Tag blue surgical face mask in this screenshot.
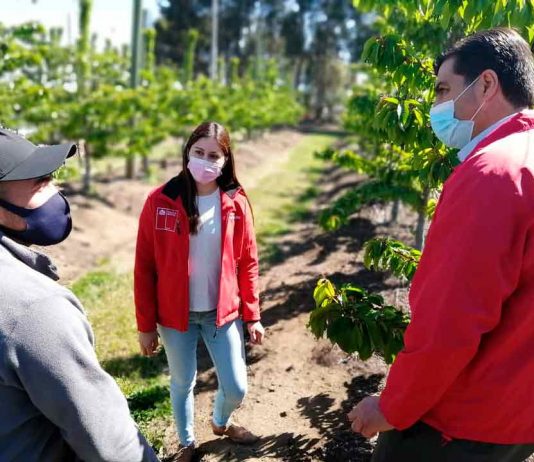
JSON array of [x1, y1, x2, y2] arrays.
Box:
[[430, 76, 485, 149], [0, 192, 72, 246]]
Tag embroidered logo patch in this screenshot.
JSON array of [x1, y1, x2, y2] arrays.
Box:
[[156, 207, 178, 232], [228, 212, 241, 221]]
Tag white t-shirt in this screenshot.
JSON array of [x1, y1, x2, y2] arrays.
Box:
[[189, 188, 222, 312]]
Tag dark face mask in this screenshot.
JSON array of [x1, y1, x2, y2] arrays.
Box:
[[0, 192, 72, 246]]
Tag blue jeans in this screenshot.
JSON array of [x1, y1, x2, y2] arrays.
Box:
[[157, 310, 247, 446]]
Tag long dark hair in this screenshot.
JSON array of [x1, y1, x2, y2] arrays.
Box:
[[179, 121, 242, 234]]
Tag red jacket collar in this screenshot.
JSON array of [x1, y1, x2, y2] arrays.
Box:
[[159, 175, 242, 217], [161, 174, 241, 201], [467, 110, 534, 161]]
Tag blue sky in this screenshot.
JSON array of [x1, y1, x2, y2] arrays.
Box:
[[3, 0, 161, 48]]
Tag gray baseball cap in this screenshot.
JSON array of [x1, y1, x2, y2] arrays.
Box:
[[0, 129, 77, 182]]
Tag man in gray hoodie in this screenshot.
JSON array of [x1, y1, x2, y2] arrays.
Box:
[[0, 129, 160, 462]]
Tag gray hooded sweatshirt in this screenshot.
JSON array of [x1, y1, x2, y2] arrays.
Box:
[[0, 232, 159, 462]]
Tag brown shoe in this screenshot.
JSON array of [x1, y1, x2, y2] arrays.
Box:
[[211, 422, 260, 445], [172, 442, 195, 462]]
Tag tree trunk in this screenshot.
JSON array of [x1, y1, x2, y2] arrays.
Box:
[[126, 156, 135, 179], [294, 57, 303, 90], [82, 141, 91, 195], [314, 57, 327, 121], [390, 199, 400, 224], [210, 0, 219, 80], [415, 189, 430, 250], [183, 29, 199, 83], [142, 154, 149, 176], [415, 210, 425, 251]]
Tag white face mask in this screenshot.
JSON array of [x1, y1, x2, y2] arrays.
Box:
[[187, 156, 225, 184], [430, 76, 485, 149]]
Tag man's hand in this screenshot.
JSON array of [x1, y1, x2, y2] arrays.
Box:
[[348, 395, 394, 438], [138, 331, 159, 357]]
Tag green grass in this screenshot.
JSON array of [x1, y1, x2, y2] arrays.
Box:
[[70, 132, 336, 454], [71, 270, 172, 452]]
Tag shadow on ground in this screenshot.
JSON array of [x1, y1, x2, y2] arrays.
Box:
[[178, 374, 385, 462]]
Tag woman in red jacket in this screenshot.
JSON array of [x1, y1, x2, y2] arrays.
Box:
[[134, 121, 264, 462]]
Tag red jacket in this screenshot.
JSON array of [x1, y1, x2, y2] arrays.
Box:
[[134, 176, 260, 333], [380, 111, 534, 444]]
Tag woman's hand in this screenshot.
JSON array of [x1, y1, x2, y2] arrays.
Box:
[[247, 321, 265, 345], [138, 331, 159, 356]]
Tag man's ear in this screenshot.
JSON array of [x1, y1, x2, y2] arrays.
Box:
[[0, 206, 26, 231], [481, 69, 500, 100]]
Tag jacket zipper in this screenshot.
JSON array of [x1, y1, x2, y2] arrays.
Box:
[[214, 203, 230, 337]]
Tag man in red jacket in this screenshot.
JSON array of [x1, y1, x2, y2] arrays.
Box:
[[348, 28, 534, 462]]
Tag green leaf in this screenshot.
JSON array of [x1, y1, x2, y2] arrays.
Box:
[[313, 279, 336, 308], [308, 302, 337, 338], [368, 294, 385, 306], [358, 325, 373, 360], [327, 317, 362, 354], [440, 2, 452, 29], [383, 96, 399, 104], [361, 37, 376, 62], [364, 316, 384, 351]]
